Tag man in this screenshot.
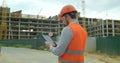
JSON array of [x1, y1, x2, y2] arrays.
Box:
[[45, 4, 88, 63]]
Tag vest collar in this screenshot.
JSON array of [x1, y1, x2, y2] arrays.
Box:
[[69, 20, 79, 24]]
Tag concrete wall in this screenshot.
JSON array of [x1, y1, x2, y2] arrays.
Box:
[[85, 37, 96, 52]]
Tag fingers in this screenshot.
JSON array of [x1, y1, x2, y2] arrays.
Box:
[[45, 41, 51, 49]]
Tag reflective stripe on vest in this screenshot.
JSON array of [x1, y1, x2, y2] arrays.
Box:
[[66, 49, 84, 54], [59, 58, 84, 63], [59, 50, 84, 63]]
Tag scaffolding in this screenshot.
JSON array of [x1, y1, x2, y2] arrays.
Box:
[[0, 7, 8, 39]]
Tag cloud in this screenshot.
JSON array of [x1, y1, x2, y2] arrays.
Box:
[[86, 6, 120, 20], [86, 0, 120, 11], [0, 0, 120, 19], [7, 0, 41, 12], [105, 7, 120, 20]]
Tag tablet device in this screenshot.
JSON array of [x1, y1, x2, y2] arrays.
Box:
[[42, 35, 55, 46]]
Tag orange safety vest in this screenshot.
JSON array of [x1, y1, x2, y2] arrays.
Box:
[[58, 24, 88, 63]]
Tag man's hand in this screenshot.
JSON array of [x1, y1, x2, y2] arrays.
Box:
[[45, 41, 51, 49], [54, 41, 58, 47]]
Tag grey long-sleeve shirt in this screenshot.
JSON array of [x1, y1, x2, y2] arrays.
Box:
[[50, 26, 73, 56]]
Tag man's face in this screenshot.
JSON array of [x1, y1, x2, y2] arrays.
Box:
[[62, 15, 69, 26], [62, 16, 67, 25]]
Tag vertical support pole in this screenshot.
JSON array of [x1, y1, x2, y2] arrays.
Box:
[[112, 20, 115, 36], [102, 20, 104, 37], [106, 20, 108, 36]]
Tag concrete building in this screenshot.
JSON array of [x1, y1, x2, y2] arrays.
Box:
[[0, 7, 120, 39], [84, 18, 120, 37]]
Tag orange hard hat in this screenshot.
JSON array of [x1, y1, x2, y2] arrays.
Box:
[[59, 4, 77, 21]]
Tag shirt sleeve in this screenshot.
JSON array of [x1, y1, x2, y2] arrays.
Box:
[[50, 26, 73, 56]]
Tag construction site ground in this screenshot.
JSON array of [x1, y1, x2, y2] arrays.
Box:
[[0, 47, 120, 63]]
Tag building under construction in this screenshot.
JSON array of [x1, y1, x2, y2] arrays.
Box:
[[0, 7, 120, 39], [85, 18, 120, 37]]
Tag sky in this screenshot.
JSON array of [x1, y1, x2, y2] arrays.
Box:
[[0, 0, 120, 20]]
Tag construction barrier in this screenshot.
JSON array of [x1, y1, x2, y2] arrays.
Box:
[[0, 38, 45, 49], [0, 32, 57, 49], [0, 34, 57, 49], [96, 36, 120, 55]]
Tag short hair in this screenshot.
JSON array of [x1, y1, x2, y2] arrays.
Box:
[[62, 11, 77, 19]]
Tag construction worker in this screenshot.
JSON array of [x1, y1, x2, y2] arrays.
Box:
[[45, 4, 88, 63]]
